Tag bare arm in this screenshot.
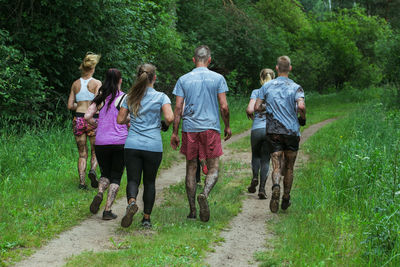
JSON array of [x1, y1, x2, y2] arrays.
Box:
[[84, 103, 98, 126], [246, 99, 256, 120], [254, 98, 264, 113], [67, 84, 77, 111], [170, 96, 184, 150], [162, 103, 174, 125], [297, 97, 306, 119], [117, 107, 130, 125], [218, 92, 231, 141]]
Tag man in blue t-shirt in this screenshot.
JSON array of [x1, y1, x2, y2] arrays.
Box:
[[171, 45, 231, 222], [255, 56, 306, 213]]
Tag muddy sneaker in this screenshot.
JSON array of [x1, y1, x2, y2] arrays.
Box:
[[281, 195, 291, 210], [78, 184, 88, 190], [247, 178, 258, 193], [141, 217, 152, 228], [269, 184, 280, 213], [121, 202, 138, 228], [88, 170, 99, 188], [90, 193, 103, 214], [102, 210, 117, 220], [197, 193, 210, 222], [187, 211, 196, 220], [258, 190, 267, 199]]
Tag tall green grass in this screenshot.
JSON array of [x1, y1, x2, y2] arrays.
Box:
[[258, 101, 400, 266]]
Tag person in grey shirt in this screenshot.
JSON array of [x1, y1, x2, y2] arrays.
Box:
[[255, 56, 306, 213], [171, 45, 231, 222]]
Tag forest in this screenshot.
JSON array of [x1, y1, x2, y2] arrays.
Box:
[[1, 1, 400, 266], [0, 0, 399, 124]]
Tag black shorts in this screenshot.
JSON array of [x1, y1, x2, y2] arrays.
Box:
[[266, 134, 300, 152], [95, 145, 125, 185]]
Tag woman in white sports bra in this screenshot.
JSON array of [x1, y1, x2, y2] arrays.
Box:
[[67, 52, 102, 190]]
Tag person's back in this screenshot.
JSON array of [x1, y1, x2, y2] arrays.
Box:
[[262, 76, 303, 136], [96, 91, 128, 145], [175, 67, 227, 133], [171, 45, 231, 222]]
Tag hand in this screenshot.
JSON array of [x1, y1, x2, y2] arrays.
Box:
[[224, 127, 232, 141], [298, 117, 306, 126], [246, 112, 254, 120], [170, 133, 180, 150], [161, 120, 169, 132]]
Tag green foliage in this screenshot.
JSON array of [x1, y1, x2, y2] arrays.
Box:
[[0, 30, 54, 124], [262, 90, 400, 266]]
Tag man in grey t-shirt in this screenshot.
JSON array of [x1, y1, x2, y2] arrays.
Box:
[[171, 45, 231, 222], [255, 56, 306, 213]]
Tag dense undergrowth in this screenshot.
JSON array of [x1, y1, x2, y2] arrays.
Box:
[[257, 87, 400, 266]]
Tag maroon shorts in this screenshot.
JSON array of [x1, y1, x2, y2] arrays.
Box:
[[180, 130, 223, 161]]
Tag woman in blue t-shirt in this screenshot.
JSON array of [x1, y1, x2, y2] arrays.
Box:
[[245, 68, 275, 199], [117, 64, 174, 228]]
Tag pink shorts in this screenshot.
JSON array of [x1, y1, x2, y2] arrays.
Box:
[[72, 116, 97, 137], [180, 130, 223, 161]]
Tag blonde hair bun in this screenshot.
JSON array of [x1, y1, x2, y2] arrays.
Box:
[[80, 52, 101, 71]]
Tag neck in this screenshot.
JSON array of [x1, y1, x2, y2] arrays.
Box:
[[278, 72, 289, 78], [81, 71, 94, 79], [195, 62, 208, 68], [147, 82, 154, 88]]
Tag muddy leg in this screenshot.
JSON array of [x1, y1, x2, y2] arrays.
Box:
[[282, 150, 298, 199], [98, 177, 110, 194], [203, 158, 219, 197], [186, 159, 198, 218], [75, 134, 88, 186], [104, 183, 119, 211], [89, 136, 98, 171], [270, 151, 283, 213]]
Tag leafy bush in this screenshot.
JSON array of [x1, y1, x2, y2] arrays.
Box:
[[0, 30, 54, 124]]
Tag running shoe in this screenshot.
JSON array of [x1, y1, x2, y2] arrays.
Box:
[[197, 193, 210, 222], [281, 195, 291, 210], [88, 170, 99, 188], [90, 193, 103, 214], [258, 190, 267, 199], [141, 217, 152, 228], [78, 184, 88, 190], [121, 201, 138, 228], [187, 211, 196, 220], [102, 210, 117, 220], [247, 178, 258, 193], [270, 184, 280, 213]]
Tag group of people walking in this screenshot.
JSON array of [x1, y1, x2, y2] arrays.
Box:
[[67, 45, 306, 229]]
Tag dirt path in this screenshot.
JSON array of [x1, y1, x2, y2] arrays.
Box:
[[204, 118, 336, 267], [14, 130, 251, 267]]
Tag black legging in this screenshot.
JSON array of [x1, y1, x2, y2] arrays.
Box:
[[124, 148, 162, 215]]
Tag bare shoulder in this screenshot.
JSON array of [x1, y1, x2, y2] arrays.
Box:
[[71, 79, 81, 93]]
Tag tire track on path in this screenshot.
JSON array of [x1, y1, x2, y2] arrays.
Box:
[[14, 129, 251, 267], [204, 118, 337, 267]]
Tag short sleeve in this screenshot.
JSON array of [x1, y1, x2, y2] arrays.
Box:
[[257, 84, 266, 100], [217, 76, 229, 94], [161, 93, 171, 106], [295, 87, 305, 101], [250, 89, 258, 99], [121, 96, 129, 109], [172, 79, 184, 97]]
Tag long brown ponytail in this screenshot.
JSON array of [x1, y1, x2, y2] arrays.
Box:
[[127, 63, 156, 117]]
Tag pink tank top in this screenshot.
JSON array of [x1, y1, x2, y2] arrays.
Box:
[[95, 91, 128, 145]]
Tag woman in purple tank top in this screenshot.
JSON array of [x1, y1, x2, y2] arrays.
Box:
[[85, 68, 128, 220]]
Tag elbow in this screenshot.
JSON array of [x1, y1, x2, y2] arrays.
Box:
[[67, 104, 73, 110], [220, 104, 229, 114], [165, 114, 174, 125], [117, 116, 124, 125]]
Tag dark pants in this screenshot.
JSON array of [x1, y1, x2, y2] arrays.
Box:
[[251, 128, 271, 192], [95, 145, 125, 185], [124, 148, 162, 215]]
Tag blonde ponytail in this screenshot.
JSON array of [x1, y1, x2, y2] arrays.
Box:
[[260, 68, 275, 85]]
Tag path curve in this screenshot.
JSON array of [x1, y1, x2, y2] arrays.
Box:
[[14, 129, 251, 267], [204, 118, 337, 267]]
